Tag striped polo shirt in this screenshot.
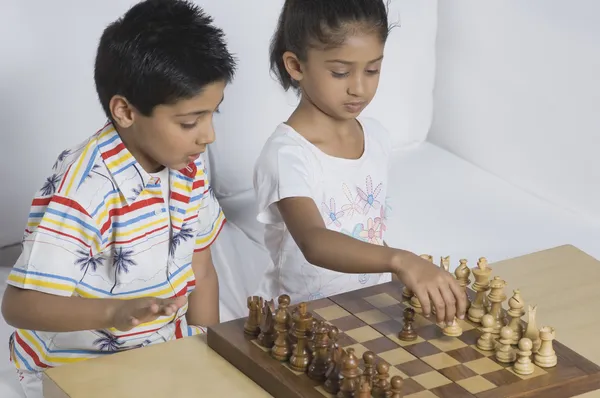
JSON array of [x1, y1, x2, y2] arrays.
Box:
[[7, 121, 225, 373]]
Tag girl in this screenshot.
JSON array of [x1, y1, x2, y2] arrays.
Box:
[[253, 0, 466, 326]]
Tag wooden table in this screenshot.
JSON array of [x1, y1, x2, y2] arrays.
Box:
[[43, 244, 600, 397]]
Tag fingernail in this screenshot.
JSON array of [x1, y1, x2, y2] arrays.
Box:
[[459, 314, 465, 320]]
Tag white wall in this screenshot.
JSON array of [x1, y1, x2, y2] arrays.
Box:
[[430, 1, 600, 224], [0, 0, 437, 247]]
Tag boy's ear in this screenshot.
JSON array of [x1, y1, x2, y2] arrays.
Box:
[[109, 95, 135, 128], [282, 51, 304, 83]]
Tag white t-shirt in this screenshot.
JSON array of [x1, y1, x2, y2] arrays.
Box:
[[253, 117, 393, 304]]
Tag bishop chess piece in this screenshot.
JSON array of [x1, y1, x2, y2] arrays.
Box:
[[337, 348, 362, 398], [534, 326, 557, 368], [257, 299, 275, 348], [271, 294, 292, 361], [468, 258, 492, 323], [308, 321, 331, 381], [244, 296, 263, 337], [477, 314, 496, 351], [390, 376, 404, 398], [524, 305, 541, 353], [514, 337, 535, 375], [398, 308, 418, 341], [289, 303, 313, 372], [455, 259, 472, 309], [507, 289, 525, 344], [487, 276, 507, 336], [496, 326, 517, 363]]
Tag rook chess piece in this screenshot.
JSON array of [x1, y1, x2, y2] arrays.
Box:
[[477, 314, 496, 351], [390, 375, 404, 398], [514, 337, 535, 375], [244, 296, 263, 337], [507, 289, 525, 344], [398, 308, 418, 341], [534, 326, 557, 368], [496, 326, 517, 363], [468, 258, 492, 323], [271, 295, 292, 361]]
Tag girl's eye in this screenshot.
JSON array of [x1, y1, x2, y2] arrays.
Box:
[[366, 69, 380, 75], [181, 122, 197, 129], [331, 71, 349, 78]]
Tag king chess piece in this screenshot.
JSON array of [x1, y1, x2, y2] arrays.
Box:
[[289, 303, 313, 372], [398, 307, 418, 341], [468, 257, 492, 323]]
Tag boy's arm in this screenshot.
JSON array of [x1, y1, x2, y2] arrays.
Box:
[[186, 248, 219, 327], [277, 197, 467, 324]]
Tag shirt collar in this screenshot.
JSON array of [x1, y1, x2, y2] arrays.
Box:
[[96, 122, 197, 206]]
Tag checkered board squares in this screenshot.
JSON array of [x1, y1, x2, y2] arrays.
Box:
[[207, 281, 600, 398]]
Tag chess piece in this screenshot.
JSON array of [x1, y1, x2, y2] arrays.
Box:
[[524, 305, 541, 353], [496, 326, 517, 363], [289, 303, 313, 372], [514, 337, 535, 375], [443, 318, 463, 337], [390, 375, 404, 398], [398, 308, 418, 341], [324, 335, 344, 395], [257, 299, 275, 348], [271, 295, 292, 361], [362, 351, 376, 388], [487, 276, 507, 336], [306, 318, 319, 356], [477, 314, 496, 351], [534, 326, 557, 368], [337, 348, 362, 398], [402, 286, 412, 300], [507, 289, 525, 344], [244, 296, 263, 336], [440, 256, 450, 272], [358, 381, 371, 398], [308, 321, 331, 381], [372, 362, 391, 397], [468, 258, 492, 323], [455, 259, 472, 309]]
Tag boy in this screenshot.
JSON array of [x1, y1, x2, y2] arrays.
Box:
[[1, 1, 236, 396]]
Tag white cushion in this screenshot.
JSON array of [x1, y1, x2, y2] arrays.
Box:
[[205, 0, 438, 197]]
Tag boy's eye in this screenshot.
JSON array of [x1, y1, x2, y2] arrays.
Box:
[[331, 71, 349, 78]]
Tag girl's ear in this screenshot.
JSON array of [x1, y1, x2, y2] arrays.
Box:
[[282, 51, 304, 83]]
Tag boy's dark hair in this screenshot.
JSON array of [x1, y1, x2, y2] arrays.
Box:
[[270, 0, 392, 91], [94, 0, 236, 118]]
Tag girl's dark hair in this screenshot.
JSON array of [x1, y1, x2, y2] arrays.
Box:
[[270, 0, 392, 91]]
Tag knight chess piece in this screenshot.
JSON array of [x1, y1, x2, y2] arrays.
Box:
[[524, 305, 541, 353], [534, 326, 558, 368], [257, 299, 275, 348], [398, 307, 418, 341], [514, 337, 535, 375]]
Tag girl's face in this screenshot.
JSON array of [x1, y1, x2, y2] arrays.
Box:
[[286, 31, 385, 121]]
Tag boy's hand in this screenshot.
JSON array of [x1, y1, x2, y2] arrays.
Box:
[[110, 296, 188, 332], [393, 253, 467, 326]]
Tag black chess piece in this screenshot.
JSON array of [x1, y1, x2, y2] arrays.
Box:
[[398, 307, 418, 341]]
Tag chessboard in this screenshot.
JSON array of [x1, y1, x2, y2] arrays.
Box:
[[206, 257, 600, 397]]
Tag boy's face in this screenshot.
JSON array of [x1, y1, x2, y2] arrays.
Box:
[[115, 80, 226, 173], [289, 32, 384, 120]]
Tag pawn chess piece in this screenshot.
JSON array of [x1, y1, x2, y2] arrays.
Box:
[[507, 289, 525, 344], [362, 351, 376, 388], [496, 326, 517, 363], [271, 295, 292, 361], [358, 381, 371, 398], [398, 308, 418, 341], [443, 318, 463, 337], [534, 326, 557, 368], [390, 375, 404, 398], [477, 314, 496, 351], [468, 258, 492, 323], [337, 348, 362, 398], [244, 296, 263, 336], [513, 337, 535, 375], [372, 362, 391, 397], [289, 303, 313, 372]]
